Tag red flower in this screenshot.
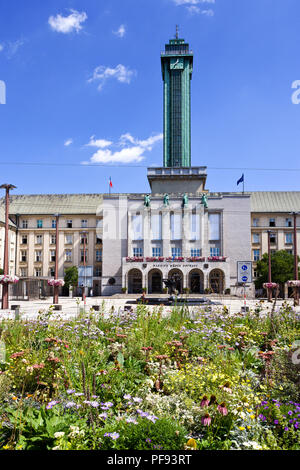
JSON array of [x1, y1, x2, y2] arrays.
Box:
[[200, 395, 209, 408]]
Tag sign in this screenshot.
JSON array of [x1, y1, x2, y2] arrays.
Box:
[[237, 261, 252, 284]]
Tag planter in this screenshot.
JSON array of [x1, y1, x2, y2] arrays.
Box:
[[0, 275, 19, 285], [47, 279, 65, 287], [287, 280, 300, 287], [263, 283, 279, 289]]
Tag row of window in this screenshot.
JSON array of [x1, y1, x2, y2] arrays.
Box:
[[21, 219, 95, 229], [253, 217, 294, 228], [20, 234, 102, 245], [253, 248, 294, 261], [20, 249, 103, 263], [252, 232, 294, 244], [19, 267, 102, 278], [132, 247, 220, 258]]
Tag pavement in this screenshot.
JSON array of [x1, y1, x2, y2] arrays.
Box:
[[0, 295, 299, 321]]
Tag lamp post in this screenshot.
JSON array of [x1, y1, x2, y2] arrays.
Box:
[[1, 184, 16, 310], [290, 212, 299, 306], [53, 213, 60, 305], [81, 231, 88, 309], [267, 230, 273, 302]]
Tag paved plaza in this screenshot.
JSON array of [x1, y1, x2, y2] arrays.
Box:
[[0, 295, 299, 321]]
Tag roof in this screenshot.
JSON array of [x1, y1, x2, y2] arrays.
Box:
[[0, 194, 103, 216], [0, 205, 17, 228], [250, 192, 300, 213]]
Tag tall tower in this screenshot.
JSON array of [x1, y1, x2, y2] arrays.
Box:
[[161, 30, 193, 167]]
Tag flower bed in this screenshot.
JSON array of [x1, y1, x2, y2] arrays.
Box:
[[263, 283, 279, 289], [47, 279, 65, 287], [0, 275, 19, 284], [0, 302, 298, 451], [287, 280, 300, 287]]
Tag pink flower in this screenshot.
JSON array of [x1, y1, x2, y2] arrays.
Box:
[[201, 413, 212, 426], [200, 396, 209, 408], [217, 403, 228, 416]]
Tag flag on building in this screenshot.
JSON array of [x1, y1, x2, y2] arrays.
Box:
[[237, 174, 244, 186], [109, 177, 113, 188]]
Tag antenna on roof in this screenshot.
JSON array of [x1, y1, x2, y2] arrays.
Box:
[[175, 25, 179, 39]]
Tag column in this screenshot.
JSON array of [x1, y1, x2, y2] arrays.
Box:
[[128, 212, 132, 257], [182, 207, 190, 258], [162, 208, 170, 258], [143, 208, 150, 257]]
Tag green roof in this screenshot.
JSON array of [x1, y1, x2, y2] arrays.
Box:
[[250, 192, 300, 213], [1, 194, 103, 216]]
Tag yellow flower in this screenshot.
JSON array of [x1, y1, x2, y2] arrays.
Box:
[[239, 427, 245, 431], [247, 426, 251, 430], [250, 415, 255, 420]]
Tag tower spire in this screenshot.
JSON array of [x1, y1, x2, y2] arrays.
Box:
[[175, 25, 179, 39]]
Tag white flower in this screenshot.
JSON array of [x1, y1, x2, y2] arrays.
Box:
[[54, 432, 65, 439]]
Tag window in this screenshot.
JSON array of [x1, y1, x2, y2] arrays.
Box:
[[49, 267, 55, 277], [253, 233, 260, 244], [35, 268, 42, 277], [67, 219, 72, 228], [253, 249, 260, 261], [50, 234, 56, 245], [95, 249, 102, 262], [35, 251, 42, 262], [170, 213, 182, 240], [132, 213, 143, 240], [81, 220, 88, 228], [253, 270, 258, 279], [253, 218, 259, 227], [269, 218, 276, 227], [80, 233, 88, 245], [151, 214, 162, 240], [65, 249, 72, 262], [95, 267, 102, 277], [80, 249, 88, 263], [152, 247, 161, 257], [209, 214, 220, 241], [285, 218, 292, 227], [22, 220, 28, 229], [133, 247, 143, 257], [172, 247, 182, 258], [96, 237, 102, 245], [65, 234, 73, 245], [20, 251, 27, 262], [269, 233, 277, 244], [21, 235, 28, 245], [210, 247, 220, 257], [20, 268, 27, 277], [50, 250, 56, 262], [52, 219, 57, 229], [36, 235, 43, 245], [190, 212, 200, 241], [285, 233, 293, 244], [271, 249, 276, 255], [191, 248, 201, 257], [286, 249, 293, 255], [37, 220, 43, 228]]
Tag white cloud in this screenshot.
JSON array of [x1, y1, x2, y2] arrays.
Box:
[[64, 138, 73, 146], [84, 133, 163, 164], [48, 10, 87, 34], [113, 24, 126, 38], [88, 64, 136, 91], [173, 0, 215, 15], [0, 44, 4, 52], [86, 136, 112, 148]]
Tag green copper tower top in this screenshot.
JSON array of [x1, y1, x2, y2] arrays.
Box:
[[161, 29, 193, 167]]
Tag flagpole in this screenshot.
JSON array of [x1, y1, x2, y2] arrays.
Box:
[[109, 177, 111, 195], [243, 175, 244, 194]]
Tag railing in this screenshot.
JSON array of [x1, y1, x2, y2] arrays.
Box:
[[125, 256, 227, 263]]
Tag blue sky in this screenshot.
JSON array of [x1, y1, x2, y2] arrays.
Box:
[[1, 0, 300, 196]]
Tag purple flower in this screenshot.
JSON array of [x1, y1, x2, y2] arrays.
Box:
[[46, 400, 59, 410], [147, 415, 158, 423], [124, 394, 131, 400], [99, 413, 108, 420], [274, 420, 278, 425], [65, 401, 76, 408], [126, 417, 137, 424], [66, 389, 76, 395], [104, 432, 119, 440], [288, 411, 293, 416]]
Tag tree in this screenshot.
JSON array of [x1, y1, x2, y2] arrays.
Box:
[[64, 266, 78, 290], [255, 250, 299, 291], [0, 268, 3, 275]]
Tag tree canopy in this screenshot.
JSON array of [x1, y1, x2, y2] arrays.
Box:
[[64, 266, 78, 289], [255, 250, 299, 289]]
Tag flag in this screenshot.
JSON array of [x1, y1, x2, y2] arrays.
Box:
[[109, 177, 113, 188], [237, 174, 244, 186]]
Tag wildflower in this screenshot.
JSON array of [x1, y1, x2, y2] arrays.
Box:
[[201, 414, 211, 426], [239, 427, 245, 431], [99, 413, 108, 420], [65, 401, 76, 408], [217, 403, 228, 416], [200, 396, 209, 408], [126, 417, 137, 424], [209, 395, 217, 406], [46, 400, 59, 410], [104, 432, 119, 440], [147, 415, 158, 423], [66, 389, 76, 395], [54, 432, 65, 439]]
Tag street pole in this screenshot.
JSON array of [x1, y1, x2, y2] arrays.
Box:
[[53, 214, 59, 305], [267, 230, 272, 302], [1, 184, 16, 310], [292, 212, 299, 306]]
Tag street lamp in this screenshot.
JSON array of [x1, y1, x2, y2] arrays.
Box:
[[267, 230, 274, 302], [1, 184, 17, 310], [81, 231, 88, 309], [53, 213, 60, 305], [290, 212, 299, 306]]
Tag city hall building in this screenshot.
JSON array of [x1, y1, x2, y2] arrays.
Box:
[[1, 34, 299, 299]]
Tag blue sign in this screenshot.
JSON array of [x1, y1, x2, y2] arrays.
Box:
[[242, 276, 248, 282], [242, 265, 248, 271]]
